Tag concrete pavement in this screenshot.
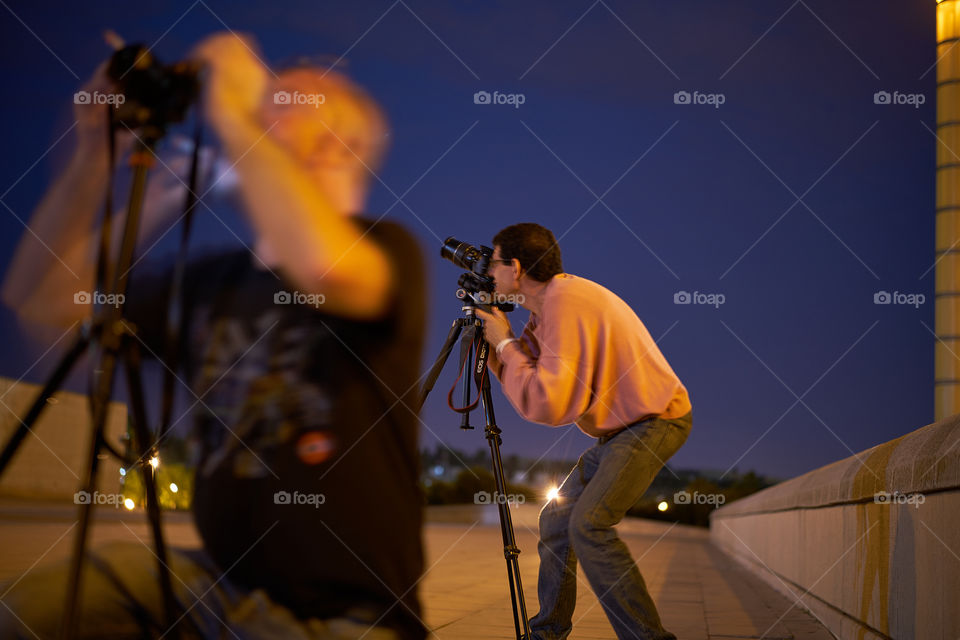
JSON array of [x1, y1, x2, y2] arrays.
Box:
[[0, 501, 833, 639]]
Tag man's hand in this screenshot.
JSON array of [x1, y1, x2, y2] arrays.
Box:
[[475, 307, 514, 348], [190, 33, 269, 135], [75, 61, 134, 154]]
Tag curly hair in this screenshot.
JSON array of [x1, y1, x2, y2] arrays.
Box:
[[493, 223, 563, 282]]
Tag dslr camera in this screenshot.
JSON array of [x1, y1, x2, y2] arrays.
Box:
[[440, 237, 513, 311]]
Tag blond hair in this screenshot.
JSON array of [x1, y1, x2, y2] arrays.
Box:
[[263, 66, 390, 171]]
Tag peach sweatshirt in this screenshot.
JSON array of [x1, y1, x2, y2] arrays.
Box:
[[496, 274, 691, 438]]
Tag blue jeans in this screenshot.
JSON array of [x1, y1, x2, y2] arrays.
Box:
[[529, 411, 692, 640]]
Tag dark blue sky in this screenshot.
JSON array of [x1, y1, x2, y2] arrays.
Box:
[[0, 1, 936, 479]]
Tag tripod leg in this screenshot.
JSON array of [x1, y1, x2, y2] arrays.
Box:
[[58, 139, 158, 639], [0, 328, 91, 474], [485, 424, 532, 640], [475, 336, 531, 640], [457, 324, 478, 428], [59, 334, 123, 640], [417, 318, 464, 411], [123, 340, 183, 639]]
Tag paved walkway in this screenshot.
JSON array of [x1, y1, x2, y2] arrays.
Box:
[[0, 501, 833, 639]]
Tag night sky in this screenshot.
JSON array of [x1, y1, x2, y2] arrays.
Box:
[[0, 1, 937, 480]]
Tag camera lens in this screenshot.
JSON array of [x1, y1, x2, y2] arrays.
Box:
[[441, 237, 483, 271]]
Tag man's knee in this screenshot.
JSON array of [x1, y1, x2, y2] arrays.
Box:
[[568, 502, 617, 554], [538, 500, 572, 540]]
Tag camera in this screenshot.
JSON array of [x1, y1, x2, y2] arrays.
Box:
[[441, 236, 494, 294], [441, 237, 492, 276], [106, 44, 200, 133], [440, 237, 514, 311]]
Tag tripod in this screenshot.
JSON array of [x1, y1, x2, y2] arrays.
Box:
[[0, 126, 201, 639], [418, 299, 531, 640]]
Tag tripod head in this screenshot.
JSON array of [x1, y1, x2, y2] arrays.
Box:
[[455, 286, 514, 315], [440, 236, 515, 314]]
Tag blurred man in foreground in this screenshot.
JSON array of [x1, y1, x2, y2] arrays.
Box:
[[476, 223, 692, 640], [0, 33, 427, 639]]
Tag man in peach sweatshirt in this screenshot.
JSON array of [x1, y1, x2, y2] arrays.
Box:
[[476, 223, 692, 640]]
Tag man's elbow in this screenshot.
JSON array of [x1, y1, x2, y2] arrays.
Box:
[[7, 290, 87, 332], [538, 412, 576, 428], [304, 256, 395, 321], [515, 399, 576, 428], [0, 274, 27, 313]]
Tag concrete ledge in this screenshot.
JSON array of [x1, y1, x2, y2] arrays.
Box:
[[0, 377, 127, 500], [710, 414, 960, 640]]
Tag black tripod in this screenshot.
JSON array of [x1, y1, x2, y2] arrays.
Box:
[[0, 58, 206, 635], [418, 299, 531, 640]]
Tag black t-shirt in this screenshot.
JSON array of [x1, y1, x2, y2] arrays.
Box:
[[125, 218, 427, 640]]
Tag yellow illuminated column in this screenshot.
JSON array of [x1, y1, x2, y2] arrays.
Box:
[[936, 0, 960, 419]]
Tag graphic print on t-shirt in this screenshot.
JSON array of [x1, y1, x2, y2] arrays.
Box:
[[193, 306, 335, 479]]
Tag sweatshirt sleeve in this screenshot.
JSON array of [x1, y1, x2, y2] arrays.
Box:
[[497, 296, 595, 427]]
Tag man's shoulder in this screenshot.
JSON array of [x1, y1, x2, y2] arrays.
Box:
[[542, 273, 633, 321], [545, 273, 611, 304]]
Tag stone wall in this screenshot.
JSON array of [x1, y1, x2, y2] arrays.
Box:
[[710, 414, 960, 640]]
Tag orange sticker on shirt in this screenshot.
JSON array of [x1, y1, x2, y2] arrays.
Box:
[[296, 431, 336, 465]]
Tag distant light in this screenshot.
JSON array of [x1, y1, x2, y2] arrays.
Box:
[[657, 501, 669, 512], [546, 486, 560, 502], [119, 468, 126, 477], [148, 456, 160, 470], [432, 465, 444, 476], [123, 498, 135, 510], [169, 483, 178, 493]]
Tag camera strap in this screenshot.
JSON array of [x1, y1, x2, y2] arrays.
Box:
[[446, 324, 487, 413]]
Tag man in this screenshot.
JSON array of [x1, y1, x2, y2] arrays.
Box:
[[475, 223, 692, 640], [0, 33, 426, 639]]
